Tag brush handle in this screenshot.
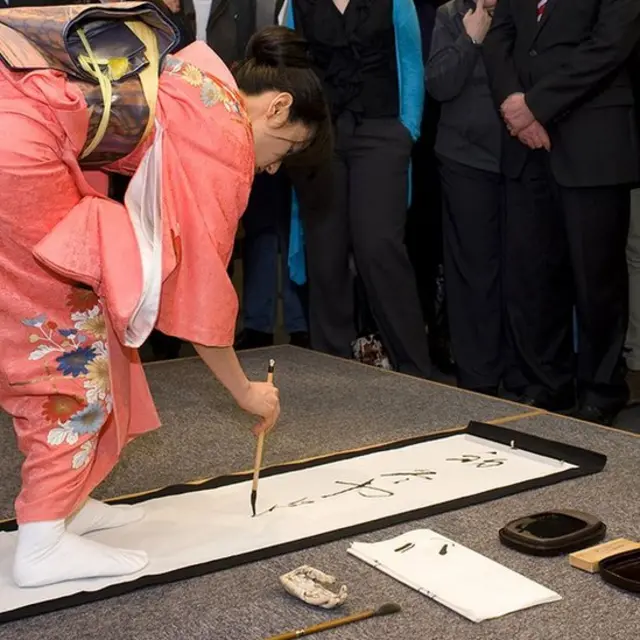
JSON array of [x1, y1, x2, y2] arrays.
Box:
[[266, 609, 375, 639], [252, 433, 265, 490], [251, 364, 274, 491]]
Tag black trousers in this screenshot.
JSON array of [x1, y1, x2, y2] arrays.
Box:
[[240, 171, 309, 334], [439, 158, 505, 391], [293, 114, 432, 378], [504, 151, 631, 411], [406, 100, 443, 324]]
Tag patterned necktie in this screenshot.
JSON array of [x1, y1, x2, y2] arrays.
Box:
[[537, 0, 548, 21]]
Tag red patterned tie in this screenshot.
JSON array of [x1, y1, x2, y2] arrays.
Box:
[[537, 0, 547, 20]]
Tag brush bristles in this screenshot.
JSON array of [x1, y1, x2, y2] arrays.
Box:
[[375, 603, 401, 616]]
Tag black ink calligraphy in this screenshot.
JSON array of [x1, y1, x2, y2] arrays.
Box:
[[445, 452, 506, 468], [381, 470, 437, 484], [257, 469, 437, 516], [321, 478, 395, 499], [255, 497, 315, 517]]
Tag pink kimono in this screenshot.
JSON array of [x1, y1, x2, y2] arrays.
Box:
[[0, 42, 255, 524]]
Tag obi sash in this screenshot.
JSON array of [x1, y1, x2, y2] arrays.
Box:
[[0, 2, 180, 168]]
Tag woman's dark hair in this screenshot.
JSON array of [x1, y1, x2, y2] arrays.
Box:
[[232, 25, 332, 167]]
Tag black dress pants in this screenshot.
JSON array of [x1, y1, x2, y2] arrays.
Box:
[[292, 114, 432, 378], [504, 151, 631, 412], [439, 157, 505, 392]]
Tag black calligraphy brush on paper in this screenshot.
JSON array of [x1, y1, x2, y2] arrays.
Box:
[[250, 359, 275, 516]]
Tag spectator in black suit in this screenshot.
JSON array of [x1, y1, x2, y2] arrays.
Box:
[[483, 0, 640, 424], [426, 0, 505, 397], [406, 0, 456, 376]]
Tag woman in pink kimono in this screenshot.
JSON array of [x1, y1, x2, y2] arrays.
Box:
[[0, 18, 329, 589]]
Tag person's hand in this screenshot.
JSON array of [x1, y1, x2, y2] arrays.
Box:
[[517, 120, 551, 150], [463, 0, 492, 44], [501, 92, 536, 135], [235, 381, 280, 436]]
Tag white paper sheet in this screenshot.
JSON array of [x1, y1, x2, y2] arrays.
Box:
[[348, 529, 561, 622], [0, 434, 575, 615]]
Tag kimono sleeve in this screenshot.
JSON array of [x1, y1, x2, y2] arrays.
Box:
[[153, 114, 254, 347]]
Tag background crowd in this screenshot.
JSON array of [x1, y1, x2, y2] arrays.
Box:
[[4, 0, 639, 428]]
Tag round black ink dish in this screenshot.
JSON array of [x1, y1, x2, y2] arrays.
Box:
[[599, 549, 640, 593]]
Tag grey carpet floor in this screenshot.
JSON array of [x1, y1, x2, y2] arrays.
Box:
[[1, 346, 639, 640]]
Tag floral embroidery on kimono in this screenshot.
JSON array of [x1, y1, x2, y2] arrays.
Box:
[[20, 288, 113, 471], [163, 57, 250, 132]]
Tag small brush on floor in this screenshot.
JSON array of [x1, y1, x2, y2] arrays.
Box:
[[265, 602, 401, 639], [251, 358, 275, 516]]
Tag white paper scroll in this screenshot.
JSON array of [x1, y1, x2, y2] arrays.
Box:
[[0, 433, 575, 616]]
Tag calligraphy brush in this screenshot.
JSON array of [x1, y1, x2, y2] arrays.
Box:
[[265, 602, 401, 639], [251, 358, 275, 517]]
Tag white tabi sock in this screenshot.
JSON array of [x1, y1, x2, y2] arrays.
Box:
[[67, 498, 145, 536], [13, 520, 148, 588]]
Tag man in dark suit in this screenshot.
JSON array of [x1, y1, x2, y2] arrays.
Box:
[[482, 0, 640, 424]]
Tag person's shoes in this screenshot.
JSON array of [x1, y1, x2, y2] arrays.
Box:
[[234, 329, 274, 350], [289, 331, 310, 348], [352, 333, 392, 370], [626, 369, 640, 406], [469, 386, 499, 397], [428, 333, 456, 375], [153, 345, 181, 360], [516, 387, 576, 413], [570, 404, 618, 426]]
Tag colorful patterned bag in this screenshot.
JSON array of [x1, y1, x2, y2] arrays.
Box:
[[0, 2, 180, 167]]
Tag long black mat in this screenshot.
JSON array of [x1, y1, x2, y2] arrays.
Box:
[[0, 421, 606, 624]]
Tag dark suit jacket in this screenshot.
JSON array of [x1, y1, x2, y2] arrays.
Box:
[[482, 0, 640, 187], [427, 0, 503, 173], [206, 0, 280, 66]]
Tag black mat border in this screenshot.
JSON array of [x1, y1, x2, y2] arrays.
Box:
[[0, 421, 606, 625]]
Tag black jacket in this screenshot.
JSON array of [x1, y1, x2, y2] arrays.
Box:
[[426, 0, 502, 173], [483, 0, 640, 187], [205, 0, 282, 65]]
